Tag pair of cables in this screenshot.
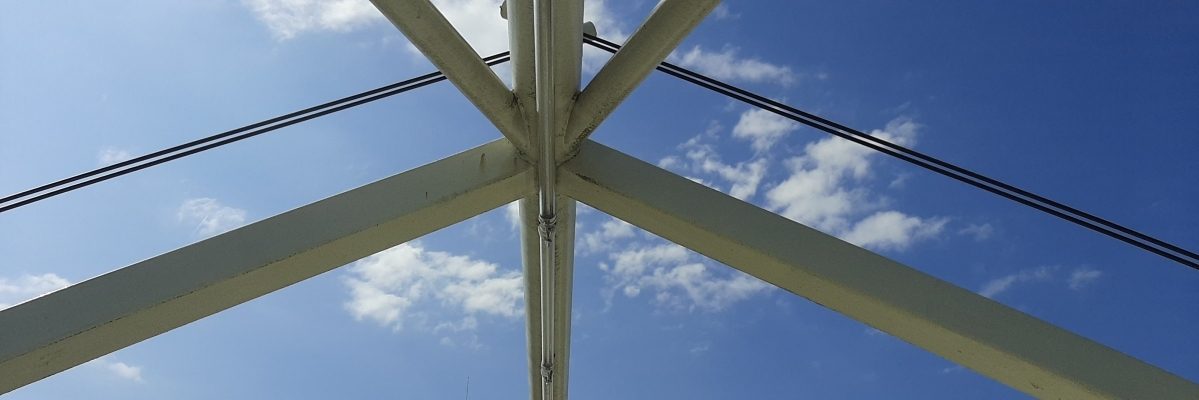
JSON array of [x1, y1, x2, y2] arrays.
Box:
[[582, 33, 1198, 271], [0, 52, 511, 214], [3, 36, 1195, 271]]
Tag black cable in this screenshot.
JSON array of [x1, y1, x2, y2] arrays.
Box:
[[0, 52, 512, 214], [583, 34, 1199, 271]]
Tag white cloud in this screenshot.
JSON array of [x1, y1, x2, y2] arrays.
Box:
[[978, 266, 1055, 298], [732, 108, 798, 152], [418, 0, 511, 56], [978, 266, 1105, 298], [682, 142, 768, 201], [241, 0, 624, 63], [581, 218, 635, 254], [959, 223, 994, 241], [763, 116, 941, 251], [597, 241, 769, 312], [672, 45, 795, 86], [344, 242, 523, 332], [177, 198, 247, 237], [581, 0, 631, 70], [1067, 267, 1103, 290], [97, 147, 132, 165], [86, 357, 145, 383], [242, 0, 383, 40], [241, 0, 514, 56], [0, 273, 71, 309], [660, 123, 769, 201], [104, 360, 144, 382], [842, 211, 946, 251]]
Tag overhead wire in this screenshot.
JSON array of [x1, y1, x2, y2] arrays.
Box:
[[0, 52, 512, 214], [583, 34, 1199, 271]]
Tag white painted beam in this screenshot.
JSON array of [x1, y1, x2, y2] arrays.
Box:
[[524, 0, 583, 399], [371, 0, 532, 154], [0, 139, 532, 394], [511, 0, 583, 147], [507, 0, 537, 142], [519, 196, 576, 400], [560, 0, 719, 158], [559, 140, 1199, 400], [550, 0, 584, 151]]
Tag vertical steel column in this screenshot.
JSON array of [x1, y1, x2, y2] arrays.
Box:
[[533, 0, 559, 398]]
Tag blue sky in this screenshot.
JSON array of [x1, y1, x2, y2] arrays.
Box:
[[1, 1, 1197, 398]]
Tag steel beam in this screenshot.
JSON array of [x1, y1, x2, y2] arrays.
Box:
[[507, 0, 537, 141], [511, 0, 583, 140], [560, 0, 719, 158], [559, 140, 1199, 400], [521, 0, 583, 399], [371, 0, 532, 154], [519, 196, 576, 400], [550, 0, 584, 151], [0, 139, 531, 394]]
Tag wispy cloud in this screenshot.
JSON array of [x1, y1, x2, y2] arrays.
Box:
[[343, 242, 523, 334], [978, 266, 1055, 298], [733, 108, 798, 152], [239, 0, 791, 92], [657, 113, 944, 252], [581, 218, 635, 254], [978, 266, 1106, 298], [671, 45, 795, 86], [589, 228, 770, 312], [1067, 267, 1103, 290], [97, 146, 132, 166], [0, 273, 71, 309], [659, 121, 770, 201], [89, 357, 145, 383], [242, 0, 384, 40], [958, 223, 994, 241], [177, 198, 247, 237], [841, 211, 947, 251]]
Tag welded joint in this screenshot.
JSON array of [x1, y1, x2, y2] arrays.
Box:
[[537, 214, 558, 242], [540, 361, 554, 384]]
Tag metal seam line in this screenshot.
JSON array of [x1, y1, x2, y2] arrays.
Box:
[[580, 34, 1199, 271], [0, 53, 511, 214], [533, 0, 558, 398]]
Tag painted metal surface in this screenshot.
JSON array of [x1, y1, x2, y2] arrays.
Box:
[[0, 139, 531, 394], [520, 196, 576, 400], [7, 1, 1196, 398], [371, 0, 532, 155], [559, 140, 1199, 400], [528, 1, 582, 398], [560, 0, 719, 158], [506, 0, 537, 149]]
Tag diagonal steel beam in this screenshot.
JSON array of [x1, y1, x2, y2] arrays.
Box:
[[559, 140, 1199, 400], [559, 0, 720, 159], [519, 196, 576, 400], [371, 0, 532, 154], [0, 139, 531, 394]]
